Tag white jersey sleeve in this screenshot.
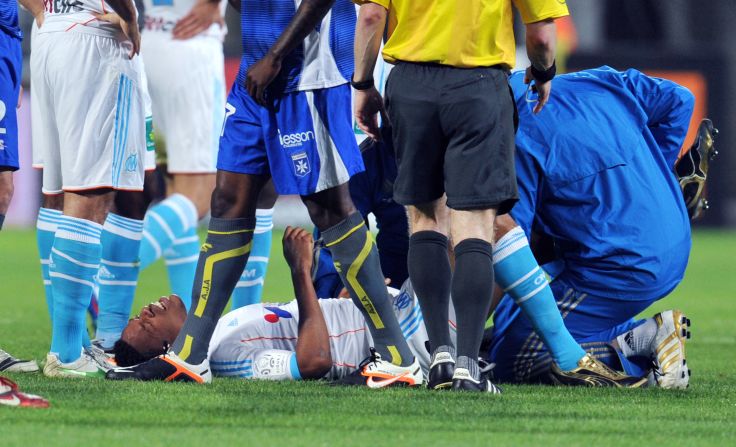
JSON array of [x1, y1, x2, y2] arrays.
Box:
[[211, 346, 301, 380]]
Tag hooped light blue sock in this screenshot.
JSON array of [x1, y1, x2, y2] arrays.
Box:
[[231, 208, 274, 309], [95, 213, 144, 349], [49, 216, 103, 363], [139, 194, 198, 269], [493, 226, 585, 371], [163, 226, 201, 310], [36, 208, 63, 320]]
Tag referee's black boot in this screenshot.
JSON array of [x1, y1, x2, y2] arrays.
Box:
[[450, 367, 502, 394], [427, 351, 455, 390]]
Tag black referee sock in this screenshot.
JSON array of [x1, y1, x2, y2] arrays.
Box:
[[451, 238, 494, 363], [323, 212, 414, 367], [408, 231, 453, 353], [172, 217, 255, 364], [0, 214, 4, 230]]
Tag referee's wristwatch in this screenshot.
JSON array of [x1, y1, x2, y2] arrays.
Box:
[[531, 60, 556, 83], [350, 74, 374, 91]]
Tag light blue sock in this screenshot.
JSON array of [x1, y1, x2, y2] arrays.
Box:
[[36, 208, 63, 321], [493, 226, 586, 371], [231, 208, 273, 309], [95, 213, 144, 349], [163, 227, 200, 310], [49, 216, 103, 363], [139, 194, 198, 269]]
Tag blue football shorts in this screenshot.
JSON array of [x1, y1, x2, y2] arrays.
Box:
[[0, 32, 22, 171], [217, 82, 364, 196]]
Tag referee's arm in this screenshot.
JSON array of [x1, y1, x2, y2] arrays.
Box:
[[525, 19, 557, 113], [353, 2, 388, 141]]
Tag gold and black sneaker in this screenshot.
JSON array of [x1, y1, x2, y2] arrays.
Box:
[[676, 118, 718, 220], [549, 353, 647, 388]]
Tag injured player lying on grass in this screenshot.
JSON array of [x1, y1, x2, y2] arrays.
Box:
[[109, 227, 647, 387], [108, 227, 442, 385]]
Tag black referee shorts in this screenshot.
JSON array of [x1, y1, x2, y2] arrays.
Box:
[[385, 62, 518, 212]]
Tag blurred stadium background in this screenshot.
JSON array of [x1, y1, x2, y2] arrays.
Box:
[[5, 0, 735, 229]]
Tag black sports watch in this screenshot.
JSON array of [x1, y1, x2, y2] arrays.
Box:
[[350, 74, 375, 91], [531, 60, 557, 84]]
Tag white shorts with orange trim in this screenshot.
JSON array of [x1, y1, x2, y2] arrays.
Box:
[[142, 34, 225, 174], [31, 31, 146, 194]]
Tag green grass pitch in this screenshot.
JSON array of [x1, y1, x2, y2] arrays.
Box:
[[1, 228, 735, 446]]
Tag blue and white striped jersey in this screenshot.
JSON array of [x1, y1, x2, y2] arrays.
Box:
[[0, 0, 21, 39], [236, 0, 355, 95]]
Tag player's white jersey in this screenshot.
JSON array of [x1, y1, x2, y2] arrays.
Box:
[[40, 0, 129, 38], [208, 285, 455, 380], [142, 0, 226, 40]]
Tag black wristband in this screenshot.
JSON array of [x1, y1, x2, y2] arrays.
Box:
[[351, 74, 374, 91], [530, 60, 556, 84]]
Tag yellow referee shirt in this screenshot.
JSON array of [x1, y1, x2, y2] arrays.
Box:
[[355, 0, 569, 68]]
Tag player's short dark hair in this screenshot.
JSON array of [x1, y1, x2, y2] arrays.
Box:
[[113, 339, 155, 367]]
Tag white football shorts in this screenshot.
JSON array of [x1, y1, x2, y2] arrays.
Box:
[[31, 31, 146, 194], [142, 35, 225, 174]]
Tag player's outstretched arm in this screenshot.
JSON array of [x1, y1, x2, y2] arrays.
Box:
[[245, 0, 336, 104], [283, 227, 333, 379], [525, 19, 557, 114]]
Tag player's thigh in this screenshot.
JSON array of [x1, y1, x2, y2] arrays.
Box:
[[30, 33, 62, 193], [0, 34, 21, 172], [49, 33, 145, 192], [385, 63, 445, 206], [440, 67, 517, 212], [144, 38, 224, 174], [263, 84, 363, 196]]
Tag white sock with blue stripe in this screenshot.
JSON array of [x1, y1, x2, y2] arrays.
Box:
[[139, 194, 198, 269], [36, 208, 63, 321], [163, 226, 200, 310], [49, 216, 103, 363], [493, 226, 585, 371], [95, 213, 144, 349], [231, 208, 274, 309]]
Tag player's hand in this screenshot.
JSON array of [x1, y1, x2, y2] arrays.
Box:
[[524, 66, 551, 114], [93, 12, 140, 59], [354, 86, 387, 141], [245, 53, 282, 106], [17, 86, 23, 109], [283, 226, 314, 274], [34, 10, 44, 29], [172, 0, 224, 40]]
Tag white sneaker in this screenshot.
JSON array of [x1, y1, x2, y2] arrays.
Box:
[[0, 348, 39, 373], [648, 310, 691, 389], [43, 352, 107, 379], [84, 345, 115, 372], [335, 348, 423, 388]]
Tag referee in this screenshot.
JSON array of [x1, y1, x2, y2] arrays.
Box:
[[353, 0, 569, 392]]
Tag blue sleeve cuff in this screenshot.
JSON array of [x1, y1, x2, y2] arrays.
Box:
[[290, 353, 302, 380]]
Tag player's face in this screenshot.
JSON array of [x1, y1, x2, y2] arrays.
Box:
[[121, 295, 187, 356]]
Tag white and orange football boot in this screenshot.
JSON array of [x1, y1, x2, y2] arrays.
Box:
[[335, 348, 423, 388]]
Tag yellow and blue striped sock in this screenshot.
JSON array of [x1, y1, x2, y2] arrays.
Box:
[[493, 226, 585, 371], [49, 215, 102, 363], [95, 213, 144, 349]]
